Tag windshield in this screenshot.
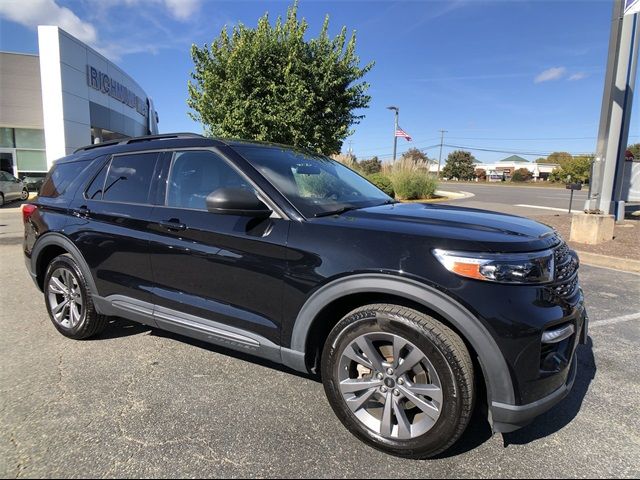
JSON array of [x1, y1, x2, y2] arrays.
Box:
[[234, 145, 392, 218]]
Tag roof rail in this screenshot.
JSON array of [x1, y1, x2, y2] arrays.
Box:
[[74, 132, 205, 153]]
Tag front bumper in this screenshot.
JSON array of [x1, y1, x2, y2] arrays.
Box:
[[489, 308, 588, 433]]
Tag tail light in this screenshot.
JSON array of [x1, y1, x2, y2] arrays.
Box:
[[22, 204, 37, 224]]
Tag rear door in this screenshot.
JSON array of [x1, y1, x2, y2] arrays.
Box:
[[147, 149, 290, 345], [66, 151, 161, 306]]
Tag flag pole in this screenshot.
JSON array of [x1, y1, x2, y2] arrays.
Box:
[[388, 106, 399, 162]]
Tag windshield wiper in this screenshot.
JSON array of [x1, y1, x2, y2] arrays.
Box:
[[314, 206, 362, 218]]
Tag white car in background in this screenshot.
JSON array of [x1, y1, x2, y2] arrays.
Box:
[[0, 171, 29, 206]]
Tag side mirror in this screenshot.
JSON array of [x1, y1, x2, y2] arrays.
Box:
[[206, 187, 272, 218]]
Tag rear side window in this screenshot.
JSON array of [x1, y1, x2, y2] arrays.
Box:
[[85, 162, 109, 200], [102, 153, 158, 204], [40, 160, 90, 198]]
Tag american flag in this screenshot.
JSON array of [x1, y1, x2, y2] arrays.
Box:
[[395, 127, 412, 141]]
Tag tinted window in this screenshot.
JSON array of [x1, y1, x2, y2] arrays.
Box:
[[0, 171, 9, 181], [40, 161, 90, 198], [102, 153, 158, 204], [167, 151, 250, 210], [234, 145, 391, 217], [85, 162, 109, 200]]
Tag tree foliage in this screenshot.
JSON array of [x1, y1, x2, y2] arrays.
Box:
[[549, 155, 593, 183], [511, 167, 532, 182], [475, 168, 487, 181], [401, 148, 431, 167], [188, 2, 373, 154], [543, 152, 574, 165], [627, 143, 640, 159], [441, 150, 477, 180], [359, 156, 382, 175]]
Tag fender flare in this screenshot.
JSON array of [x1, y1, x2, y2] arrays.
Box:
[[31, 232, 99, 295], [286, 273, 515, 405]]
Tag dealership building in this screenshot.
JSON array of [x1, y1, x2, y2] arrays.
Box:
[[0, 26, 159, 181]]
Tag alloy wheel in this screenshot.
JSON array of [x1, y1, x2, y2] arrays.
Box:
[[47, 267, 84, 329], [337, 332, 443, 440]]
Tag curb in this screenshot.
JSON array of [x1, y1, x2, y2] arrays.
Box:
[[435, 190, 475, 200], [575, 251, 640, 274]]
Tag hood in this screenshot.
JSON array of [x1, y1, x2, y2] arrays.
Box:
[[319, 202, 561, 253]]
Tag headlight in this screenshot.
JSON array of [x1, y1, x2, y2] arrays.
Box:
[[433, 248, 555, 284]]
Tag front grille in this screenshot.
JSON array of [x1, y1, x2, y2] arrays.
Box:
[[548, 239, 580, 299]]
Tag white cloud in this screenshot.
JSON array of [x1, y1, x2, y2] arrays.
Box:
[[534, 67, 567, 84], [164, 0, 201, 21], [568, 72, 588, 81], [103, 0, 201, 21], [0, 0, 97, 44]]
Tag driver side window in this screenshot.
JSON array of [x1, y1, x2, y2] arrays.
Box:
[[167, 150, 250, 210]]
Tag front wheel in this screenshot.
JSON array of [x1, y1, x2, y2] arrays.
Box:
[[321, 304, 475, 459], [20, 188, 29, 201]]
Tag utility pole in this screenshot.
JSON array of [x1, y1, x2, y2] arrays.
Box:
[[437, 129, 448, 176], [387, 106, 399, 161], [586, 0, 639, 220]]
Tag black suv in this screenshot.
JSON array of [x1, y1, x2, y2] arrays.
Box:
[[23, 133, 587, 459]]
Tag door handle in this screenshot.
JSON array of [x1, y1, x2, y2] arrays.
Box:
[[159, 219, 187, 232], [72, 206, 90, 218]]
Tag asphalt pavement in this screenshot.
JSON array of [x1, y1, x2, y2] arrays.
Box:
[[1, 218, 639, 477], [440, 183, 589, 217]]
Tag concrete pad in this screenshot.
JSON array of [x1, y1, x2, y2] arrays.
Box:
[[570, 213, 615, 244]]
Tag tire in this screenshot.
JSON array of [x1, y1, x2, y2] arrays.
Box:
[[43, 254, 108, 339], [321, 304, 475, 459], [20, 188, 29, 201], [0, 193, 4, 207]]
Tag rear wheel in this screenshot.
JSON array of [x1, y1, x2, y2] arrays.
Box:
[[321, 304, 475, 459], [44, 254, 108, 339]]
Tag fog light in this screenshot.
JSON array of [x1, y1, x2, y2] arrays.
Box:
[[542, 324, 575, 344]]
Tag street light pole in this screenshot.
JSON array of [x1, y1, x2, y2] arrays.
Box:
[[437, 129, 447, 176], [387, 106, 399, 161]]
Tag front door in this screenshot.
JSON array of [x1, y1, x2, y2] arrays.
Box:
[[148, 149, 290, 345]]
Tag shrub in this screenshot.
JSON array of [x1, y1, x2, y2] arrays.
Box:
[[511, 167, 532, 182], [475, 168, 487, 181], [367, 173, 394, 197], [359, 157, 382, 175], [389, 170, 437, 200]]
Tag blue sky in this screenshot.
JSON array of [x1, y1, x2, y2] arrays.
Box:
[[1, 0, 638, 162]]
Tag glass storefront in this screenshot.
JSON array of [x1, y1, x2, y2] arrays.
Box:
[[0, 127, 47, 179]]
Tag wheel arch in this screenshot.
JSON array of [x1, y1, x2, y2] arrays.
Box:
[[285, 273, 515, 406], [32, 233, 98, 295]]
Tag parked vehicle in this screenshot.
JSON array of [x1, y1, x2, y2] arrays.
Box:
[[0, 170, 29, 206], [21, 174, 46, 193], [23, 133, 588, 459]]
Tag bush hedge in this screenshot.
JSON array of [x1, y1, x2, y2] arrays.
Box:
[[389, 170, 437, 200], [367, 173, 395, 198]]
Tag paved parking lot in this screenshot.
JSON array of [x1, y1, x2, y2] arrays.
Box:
[[1, 203, 639, 478]]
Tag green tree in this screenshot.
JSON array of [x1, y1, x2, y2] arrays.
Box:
[[441, 150, 477, 180], [188, 2, 373, 154], [359, 156, 382, 175], [401, 148, 431, 167], [627, 143, 640, 159], [549, 155, 593, 183], [543, 152, 573, 165], [511, 167, 532, 182]]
